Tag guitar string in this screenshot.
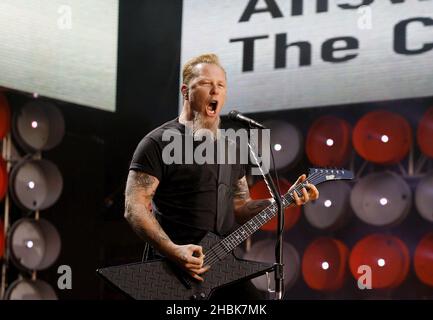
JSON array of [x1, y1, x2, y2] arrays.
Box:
[[204, 172, 322, 266], [205, 169, 350, 266], [204, 171, 330, 266]]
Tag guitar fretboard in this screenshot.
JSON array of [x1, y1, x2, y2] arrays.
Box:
[[204, 183, 303, 266], [203, 168, 351, 267], [221, 197, 292, 252]]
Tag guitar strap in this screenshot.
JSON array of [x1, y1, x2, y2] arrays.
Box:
[[215, 163, 236, 236]]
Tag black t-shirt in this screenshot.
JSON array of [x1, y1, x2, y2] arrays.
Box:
[[129, 118, 246, 244]]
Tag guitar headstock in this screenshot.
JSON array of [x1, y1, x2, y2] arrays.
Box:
[[307, 168, 354, 185]]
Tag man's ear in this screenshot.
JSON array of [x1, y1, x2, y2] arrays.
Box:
[[181, 84, 189, 100]]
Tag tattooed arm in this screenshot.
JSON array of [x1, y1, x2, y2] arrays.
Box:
[[124, 170, 169, 250], [124, 170, 209, 281], [232, 176, 273, 224]]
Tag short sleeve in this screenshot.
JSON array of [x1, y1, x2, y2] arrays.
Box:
[[129, 137, 163, 181]]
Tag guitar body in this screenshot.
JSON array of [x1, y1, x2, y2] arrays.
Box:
[[97, 232, 274, 300]]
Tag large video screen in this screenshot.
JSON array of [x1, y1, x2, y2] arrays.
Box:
[[181, 0, 433, 114], [0, 0, 118, 112]]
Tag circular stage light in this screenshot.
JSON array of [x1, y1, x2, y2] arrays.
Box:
[[306, 115, 352, 167], [262, 120, 303, 171], [243, 239, 300, 292], [5, 278, 57, 300], [349, 234, 410, 289], [13, 100, 65, 152], [302, 237, 349, 291], [9, 159, 63, 211], [0, 92, 11, 140], [415, 173, 433, 223], [417, 107, 433, 158], [352, 110, 412, 164], [8, 218, 61, 271], [304, 181, 351, 230], [0, 156, 7, 201], [250, 179, 301, 231], [350, 172, 411, 226], [414, 233, 433, 287]]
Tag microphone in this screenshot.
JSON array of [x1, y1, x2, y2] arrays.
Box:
[[228, 110, 266, 129]]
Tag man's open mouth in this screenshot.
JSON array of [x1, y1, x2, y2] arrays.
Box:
[[206, 100, 218, 115]]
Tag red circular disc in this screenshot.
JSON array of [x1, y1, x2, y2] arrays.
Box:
[[250, 179, 301, 231], [0, 156, 7, 201], [417, 107, 433, 158], [0, 218, 4, 259], [352, 110, 412, 164], [0, 92, 11, 140], [306, 116, 352, 167], [302, 237, 349, 291], [349, 234, 410, 289], [414, 233, 433, 287]]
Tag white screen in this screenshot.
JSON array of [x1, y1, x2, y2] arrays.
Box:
[[0, 0, 118, 112], [181, 0, 433, 114]]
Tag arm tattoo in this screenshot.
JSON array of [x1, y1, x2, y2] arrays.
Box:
[[246, 199, 272, 211], [233, 176, 250, 201], [124, 171, 171, 247], [125, 171, 156, 213], [125, 171, 156, 198], [136, 172, 155, 188], [233, 176, 272, 223]]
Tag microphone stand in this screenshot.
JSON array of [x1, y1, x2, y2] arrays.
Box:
[[247, 126, 285, 300]]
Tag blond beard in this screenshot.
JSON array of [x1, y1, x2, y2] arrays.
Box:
[[192, 111, 221, 140]]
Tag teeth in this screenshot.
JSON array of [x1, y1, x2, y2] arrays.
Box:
[[208, 101, 217, 112], [207, 105, 216, 114]]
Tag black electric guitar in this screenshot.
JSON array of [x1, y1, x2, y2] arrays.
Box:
[[97, 168, 353, 300]]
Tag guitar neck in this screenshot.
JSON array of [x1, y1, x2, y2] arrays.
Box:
[[204, 187, 299, 267], [203, 168, 353, 266], [221, 192, 295, 253]]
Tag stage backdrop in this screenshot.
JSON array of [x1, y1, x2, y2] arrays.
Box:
[[0, 0, 118, 112], [181, 0, 433, 114]]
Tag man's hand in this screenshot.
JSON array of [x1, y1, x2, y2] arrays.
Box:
[[291, 174, 320, 205], [168, 244, 210, 282]]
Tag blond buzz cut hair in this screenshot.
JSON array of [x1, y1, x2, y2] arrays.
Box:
[[182, 53, 226, 86]]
